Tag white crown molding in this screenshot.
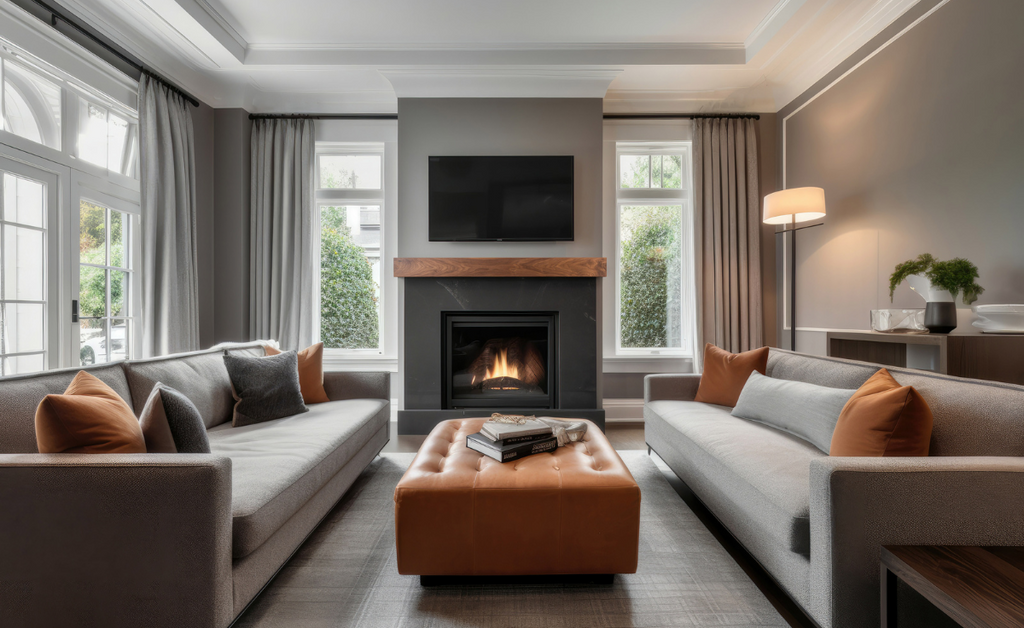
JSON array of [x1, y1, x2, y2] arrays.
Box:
[[163, 0, 246, 62], [0, 0, 138, 107], [767, 0, 922, 109], [380, 66, 623, 99], [24, 0, 932, 113], [744, 0, 808, 60], [245, 42, 745, 67]]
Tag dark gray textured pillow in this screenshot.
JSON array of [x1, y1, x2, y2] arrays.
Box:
[[223, 350, 308, 427], [139, 383, 211, 453], [731, 371, 857, 453]]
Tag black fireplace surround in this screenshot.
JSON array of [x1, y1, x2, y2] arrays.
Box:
[[400, 277, 604, 435]]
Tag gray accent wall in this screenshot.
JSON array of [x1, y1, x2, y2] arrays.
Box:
[[212, 108, 252, 343], [778, 0, 1024, 352], [397, 98, 603, 257], [193, 101, 216, 348]]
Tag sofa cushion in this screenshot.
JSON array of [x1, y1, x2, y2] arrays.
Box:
[[646, 399, 823, 556], [830, 368, 934, 456], [124, 345, 265, 429], [223, 351, 308, 427], [265, 343, 330, 404], [207, 398, 389, 557], [139, 383, 211, 454], [0, 363, 131, 454], [732, 372, 856, 453], [695, 344, 769, 407], [35, 371, 146, 454]]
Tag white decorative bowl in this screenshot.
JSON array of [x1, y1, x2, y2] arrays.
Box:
[[972, 304, 1024, 334], [870, 309, 927, 333]]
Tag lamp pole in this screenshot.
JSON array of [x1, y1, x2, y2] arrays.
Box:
[[785, 221, 824, 352]]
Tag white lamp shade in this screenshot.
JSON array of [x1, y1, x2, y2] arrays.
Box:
[[763, 187, 827, 225]]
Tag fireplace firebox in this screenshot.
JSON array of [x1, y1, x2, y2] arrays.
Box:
[[444, 313, 557, 409]]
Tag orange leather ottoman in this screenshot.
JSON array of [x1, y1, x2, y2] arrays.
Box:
[[394, 418, 640, 576]]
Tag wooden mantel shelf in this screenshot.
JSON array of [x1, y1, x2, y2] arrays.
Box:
[[393, 257, 607, 278]]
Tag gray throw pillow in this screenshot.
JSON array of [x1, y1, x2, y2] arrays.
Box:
[[223, 350, 308, 427], [731, 371, 857, 453], [139, 383, 211, 453]]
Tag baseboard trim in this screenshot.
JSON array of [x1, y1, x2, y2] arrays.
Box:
[[603, 398, 644, 422]]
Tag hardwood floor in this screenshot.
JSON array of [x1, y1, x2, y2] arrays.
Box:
[[381, 421, 647, 453]]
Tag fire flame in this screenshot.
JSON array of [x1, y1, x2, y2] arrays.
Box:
[[485, 348, 520, 381]]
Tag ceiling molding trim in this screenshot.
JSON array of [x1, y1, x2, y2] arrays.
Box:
[[0, 1, 138, 107], [381, 66, 622, 99], [771, 0, 924, 108], [244, 43, 745, 67], [744, 0, 808, 60], [165, 0, 246, 62]]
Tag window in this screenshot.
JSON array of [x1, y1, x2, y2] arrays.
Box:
[[614, 142, 695, 357], [0, 159, 58, 376], [78, 199, 133, 365], [1, 58, 62, 150], [76, 96, 138, 178], [0, 32, 141, 375], [315, 148, 384, 352]]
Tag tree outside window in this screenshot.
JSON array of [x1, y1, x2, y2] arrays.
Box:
[[615, 145, 694, 356], [316, 152, 383, 350]]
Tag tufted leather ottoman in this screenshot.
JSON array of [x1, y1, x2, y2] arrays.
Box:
[[394, 418, 640, 576]]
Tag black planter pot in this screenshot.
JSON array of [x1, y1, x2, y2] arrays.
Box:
[[925, 301, 957, 334]]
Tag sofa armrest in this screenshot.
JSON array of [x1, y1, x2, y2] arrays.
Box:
[[808, 456, 1024, 628], [0, 454, 233, 628], [324, 370, 391, 401], [644, 373, 701, 403]]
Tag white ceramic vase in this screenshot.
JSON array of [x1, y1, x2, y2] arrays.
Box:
[[906, 273, 954, 303]]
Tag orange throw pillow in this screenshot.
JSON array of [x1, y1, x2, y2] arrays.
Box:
[[265, 343, 330, 404], [694, 344, 770, 407], [35, 371, 146, 454], [830, 368, 934, 456]]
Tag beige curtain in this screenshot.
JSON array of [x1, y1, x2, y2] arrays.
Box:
[[250, 118, 316, 350], [693, 117, 762, 368]]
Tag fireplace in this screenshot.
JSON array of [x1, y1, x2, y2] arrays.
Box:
[[398, 264, 606, 435], [445, 313, 556, 409]]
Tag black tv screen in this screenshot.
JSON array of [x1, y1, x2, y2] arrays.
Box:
[[429, 156, 574, 241]]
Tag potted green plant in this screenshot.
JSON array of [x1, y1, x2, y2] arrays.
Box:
[[889, 254, 983, 333]]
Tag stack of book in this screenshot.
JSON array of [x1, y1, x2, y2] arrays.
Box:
[[466, 419, 558, 462]]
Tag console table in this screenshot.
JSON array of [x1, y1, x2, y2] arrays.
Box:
[[826, 331, 1024, 386], [881, 545, 1024, 627]]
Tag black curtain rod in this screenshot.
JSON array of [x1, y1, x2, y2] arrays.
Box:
[[27, 0, 200, 107], [248, 113, 398, 120], [603, 113, 761, 120]]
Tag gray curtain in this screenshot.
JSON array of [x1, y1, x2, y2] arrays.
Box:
[[250, 118, 315, 350], [138, 74, 199, 357], [693, 117, 762, 368]]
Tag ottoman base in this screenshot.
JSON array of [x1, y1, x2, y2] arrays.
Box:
[[420, 574, 614, 587], [394, 418, 641, 577]]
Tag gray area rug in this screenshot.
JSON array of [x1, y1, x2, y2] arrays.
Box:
[[235, 451, 786, 627]]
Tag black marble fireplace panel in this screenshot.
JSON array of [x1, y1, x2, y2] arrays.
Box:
[[401, 276, 602, 434]]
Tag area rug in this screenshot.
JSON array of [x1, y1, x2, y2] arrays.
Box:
[[235, 451, 787, 627]]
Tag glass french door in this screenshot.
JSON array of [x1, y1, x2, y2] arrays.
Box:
[[0, 156, 59, 376]]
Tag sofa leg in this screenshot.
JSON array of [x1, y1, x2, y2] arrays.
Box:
[[647, 445, 652, 455]]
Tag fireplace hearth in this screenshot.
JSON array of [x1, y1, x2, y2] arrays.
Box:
[[446, 314, 556, 409]]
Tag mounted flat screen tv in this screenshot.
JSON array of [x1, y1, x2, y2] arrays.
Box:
[[429, 156, 574, 241]]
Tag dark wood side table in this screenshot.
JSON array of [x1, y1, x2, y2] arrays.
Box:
[[826, 330, 1024, 386], [881, 546, 1024, 627]]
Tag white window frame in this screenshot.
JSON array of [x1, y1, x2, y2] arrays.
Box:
[[603, 122, 697, 373], [0, 10, 141, 373], [313, 131, 398, 372], [71, 172, 142, 364]]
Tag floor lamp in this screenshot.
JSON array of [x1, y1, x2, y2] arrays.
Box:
[[763, 187, 827, 352]]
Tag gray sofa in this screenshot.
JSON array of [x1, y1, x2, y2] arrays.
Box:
[[0, 342, 390, 628], [645, 348, 1024, 628]]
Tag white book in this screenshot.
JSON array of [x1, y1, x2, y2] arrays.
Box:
[[479, 419, 552, 442]]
